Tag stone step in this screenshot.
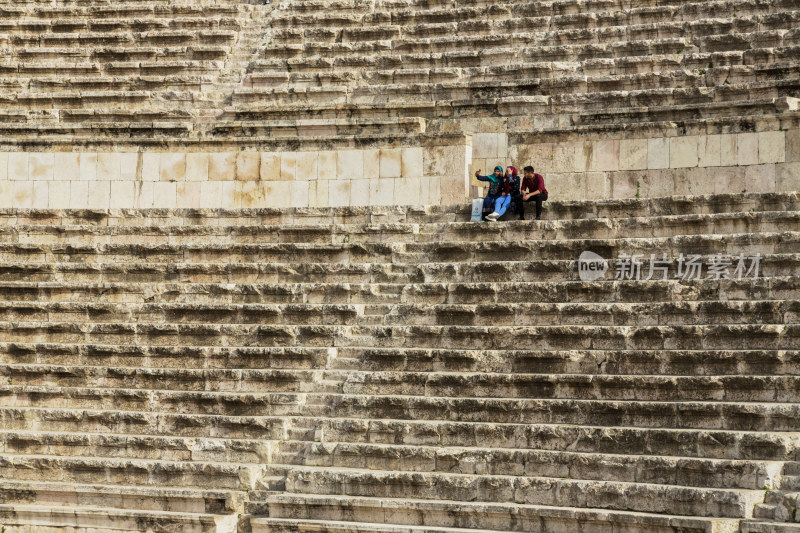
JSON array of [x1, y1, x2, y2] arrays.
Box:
[[0, 254, 794, 284], [9, 363, 800, 401], [0, 321, 795, 351], [0, 452, 264, 489], [0, 429, 274, 463], [300, 417, 800, 461], [0, 342, 331, 369], [0, 406, 290, 440], [0, 503, 238, 533], [7, 386, 800, 431], [251, 517, 507, 533], [0, 478, 239, 513], [0, 277, 795, 306], [0, 299, 791, 327], [254, 494, 740, 533], [3, 193, 795, 225], [3, 211, 799, 245], [280, 465, 761, 518], [291, 441, 778, 490], [0, 231, 794, 264], [741, 521, 800, 532]]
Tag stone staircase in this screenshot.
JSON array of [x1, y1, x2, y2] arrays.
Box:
[[0, 192, 797, 532]]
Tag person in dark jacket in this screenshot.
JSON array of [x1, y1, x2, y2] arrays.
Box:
[[520, 165, 548, 220], [504, 165, 523, 220], [475, 165, 506, 221]]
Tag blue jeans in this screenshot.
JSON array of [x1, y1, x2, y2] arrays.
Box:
[[493, 195, 511, 217]]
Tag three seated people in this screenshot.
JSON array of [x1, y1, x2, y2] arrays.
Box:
[[475, 164, 548, 221]]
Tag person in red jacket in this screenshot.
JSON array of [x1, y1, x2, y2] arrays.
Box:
[[520, 165, 548, 220]]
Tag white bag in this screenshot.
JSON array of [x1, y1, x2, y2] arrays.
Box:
[[470, 198, 483, 222]]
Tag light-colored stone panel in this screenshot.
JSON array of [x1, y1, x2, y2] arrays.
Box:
[[349, 179, 370, 206], [239, 181, 265, 208], [260, 153, 281, 181], [30, 153, 54, 181], [138, 182, 154, 209], [737, 132, 759, 166], [551, 142, 577, 173], [776, 162, 800, 192], [424, 144, 469, 205], [745, 164, 776, 193], [96, 152, 120, 181], [310, 180, 328, 208], [369, 178, 394, 206], [337, 149, 363, 180], [159, 153, 185, 182], [379, 149, 402, 179], [199, 181, 222, 209], [698, 135, 721, 168], [152, 182, 177, 208], [31, 181, 48, 208], [401, 147, 423, 178], [472, 133, 498, 159], [395, 177, 421, 206], [110, 181, 135, 209], [236, 152, 260, 181], [549, 172, 583, 201], [719, 134, 737, 166], [185, 153, 209, 182], [120, 153, 138, 181], [592, 140, 620, 172], [670, 136, 698, 168], [141, 153, 159, 181], [208, 152, 236, 181], [758, 131, 785, 164], [280, 153, 297, 181], [617, 140, 644, 172], [713, 166, 745, 195], [496, 133, 508, 158], [787, 129, 800, 162], [0, 152, 7, 181], [13, 182, 33, 207], [682, 167, 716, 196], [54, 153, 80, 182], [318, 151, 336, 180], [8, 153, 28, 180], [48, 181, 70, 208], [69, 181, 88, 208], [429, 176, 441, 205], [363, 149, 379, 179], [296, 152, 318, 181], [220, 182, 238, 209], [176, 182, 202, 208], [289, 181, 310, 208], [0, 182, 11, 206], [585, 172, 610, 199], [87, 181, 109, 209], [610, 171, 638, 198], [328, 180, 350, 207], [647, 138, 669, 170]]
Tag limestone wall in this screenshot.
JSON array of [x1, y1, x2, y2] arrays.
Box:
[[0, 136, 471, 209]]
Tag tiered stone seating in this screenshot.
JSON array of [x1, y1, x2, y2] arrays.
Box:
[[0, 192, 799, 532]]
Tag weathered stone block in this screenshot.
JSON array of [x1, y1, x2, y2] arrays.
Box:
[[776, 162, 800, 192], [236, 152, 260, 181], [318, 151, 337, 180], [296, 152, 318, 181], [209, 153, 236, 181], [152, 182, 176, 208], [349, 179, 370, 206], [141, 153, 159, 182], [697, 135, 721, 168], [670, 136, 698, 168], [591, 140, 619, 172], [110, 181, 135, 209], [9, 153, 28, 180], [370, 178, 394, 206], [87, 181, 109, 209], [260, 153, 280, 181], [380, 149, 402, 179], [337, 150, 363, 180], [720, 134, 738, 166], [30, 153, 54, 181], [758, 131, 785, 164], [402, 148, 423, 178], [48, 180, 70, 208], [329, 180, 350, 207], [186, 153, 209, 182], [647, 138, 669, 170], [787, 129, 800, 162], [619, 139, 647, 171], [176, 182, 201, 208], [363, 149, 380, 179], [120, 153, 138, 181], [745, 164, 776, 193], [737, 132, 759, 166], [395, 177, 421, 206]]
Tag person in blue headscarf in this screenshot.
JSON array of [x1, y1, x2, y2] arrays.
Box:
[[474, 165, 507, 221]]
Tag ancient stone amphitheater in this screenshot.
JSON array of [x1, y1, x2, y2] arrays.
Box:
[[0, 0, 799, 532]]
